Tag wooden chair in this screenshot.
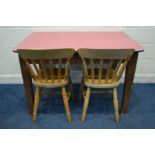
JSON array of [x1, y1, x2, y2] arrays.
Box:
[[78, 49, 134, 123], [18, 49, 75, 123]]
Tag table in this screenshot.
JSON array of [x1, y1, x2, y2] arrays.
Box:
[[14, 32, 144, 114]]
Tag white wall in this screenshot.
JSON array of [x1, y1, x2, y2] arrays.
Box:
[[0, 26, 155, 83]]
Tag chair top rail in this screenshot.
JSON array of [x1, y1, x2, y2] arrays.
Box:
[[78, 49, 134, 59], [17, 48, 75, 59]]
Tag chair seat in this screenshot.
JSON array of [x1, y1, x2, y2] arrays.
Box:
[[84, 79, 120, 88], [34, 79, 68, 88], [85, 68, 120, 88]]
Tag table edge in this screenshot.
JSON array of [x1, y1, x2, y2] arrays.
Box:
[[13, 49, 144, 53]]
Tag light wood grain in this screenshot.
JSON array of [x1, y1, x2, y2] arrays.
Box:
[[62, 87, 71, 123], [81, 87, 91, 123], [32, 86, 40, 122], [18, 49, 75, 123], [78, 49, 134, 123], [112, 88, 119, 123]]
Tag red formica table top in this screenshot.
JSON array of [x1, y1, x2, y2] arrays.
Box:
[[14, 32, 144, 52]]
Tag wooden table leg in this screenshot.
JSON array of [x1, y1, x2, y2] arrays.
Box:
[[19, 55, 34, 114], [121, 52, 139, 113]]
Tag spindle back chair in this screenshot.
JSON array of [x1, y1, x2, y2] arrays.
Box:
[[18, 49, 75, 123], [78, 49, 134, 123]]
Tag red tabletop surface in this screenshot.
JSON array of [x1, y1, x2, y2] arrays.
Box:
[[14, 32, 144, 52]]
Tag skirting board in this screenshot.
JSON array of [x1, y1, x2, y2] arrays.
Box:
[[0, 72, 155, 83]]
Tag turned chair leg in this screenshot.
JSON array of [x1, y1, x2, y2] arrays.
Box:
[[79, 77, 84, 101], [62, 87, 72, 123], [81, 87, 91, 123], [32, 86, 40, 123], [112, 88, 119, 123], [69, 77, 74, 101]]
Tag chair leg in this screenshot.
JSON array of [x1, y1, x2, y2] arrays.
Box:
[[112, 88, 119, 123], [79, 77, 84, 101], [62, 87, 71, 123], [32, 86, 40, 123], [69, 77, 74, 101], [81, 87, 91, 123]]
